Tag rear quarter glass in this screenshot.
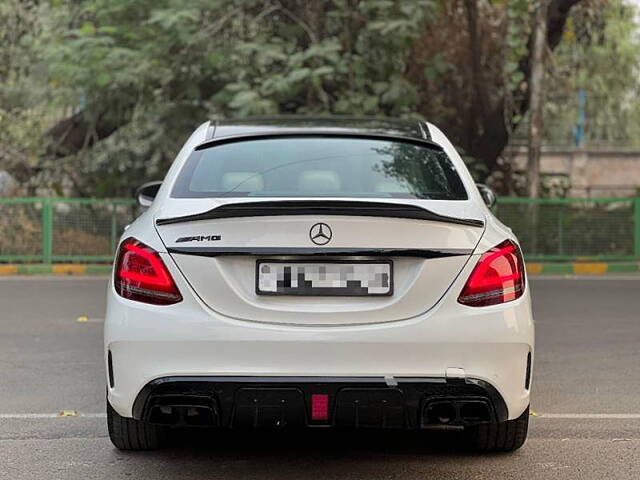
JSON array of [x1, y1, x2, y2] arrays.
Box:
[[171, 136, 468, 200]]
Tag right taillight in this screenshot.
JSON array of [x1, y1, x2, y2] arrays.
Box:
[[114, 237, 182, 305], [458, 240, 525, 307]]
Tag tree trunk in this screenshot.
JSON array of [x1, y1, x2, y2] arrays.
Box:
[[527, 0, 550, 199]]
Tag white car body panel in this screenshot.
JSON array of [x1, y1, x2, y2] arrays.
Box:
[[105, 118, 534, 426], [159, 214, 484, 326]]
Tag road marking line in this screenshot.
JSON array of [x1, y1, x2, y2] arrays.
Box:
[[1, 412, 640, 420], [537, 414, 640, 419], [531, 276, 640, 281], [0, 413, 107, 419]]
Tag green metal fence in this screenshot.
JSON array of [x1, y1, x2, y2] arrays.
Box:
[[495, 197, 640, 261], [1, 197, 639, 263], [0, 198, 137, 263]]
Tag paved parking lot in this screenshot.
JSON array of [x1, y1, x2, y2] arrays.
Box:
[[1, 276, 640, 479]]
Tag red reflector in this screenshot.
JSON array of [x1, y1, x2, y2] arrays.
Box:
[[114, 237, 182, 305], [458, 240, 525, 307], [311, 394, 329, 421]]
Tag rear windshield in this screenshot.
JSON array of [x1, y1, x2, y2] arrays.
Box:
[[172, 137, 467, 200]]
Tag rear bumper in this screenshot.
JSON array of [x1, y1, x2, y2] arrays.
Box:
[[107, 338, 532, 421], [131, 375, 508, 429], [105, 254, 534, 422]]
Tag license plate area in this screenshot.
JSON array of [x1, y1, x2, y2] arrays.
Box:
[[256, 260, 393, 296]]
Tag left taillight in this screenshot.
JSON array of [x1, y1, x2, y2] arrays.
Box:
[[458, 239, 525, 307], [114, 237, 182, 305]]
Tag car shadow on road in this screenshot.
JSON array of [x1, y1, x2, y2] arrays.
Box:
[[107, 428, 517, 479], [170, 427, 472, 455]]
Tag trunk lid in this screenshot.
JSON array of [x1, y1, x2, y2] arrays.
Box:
[[156, 199, 485, 326]]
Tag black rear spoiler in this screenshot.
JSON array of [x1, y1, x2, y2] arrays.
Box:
[[156, 200, 484, 228]]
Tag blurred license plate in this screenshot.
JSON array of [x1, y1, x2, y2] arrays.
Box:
[[256, 261, 393, 296]]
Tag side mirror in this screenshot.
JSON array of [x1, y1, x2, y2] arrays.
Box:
[[136, 181, 162, 207], [476, 183, 497, 208]]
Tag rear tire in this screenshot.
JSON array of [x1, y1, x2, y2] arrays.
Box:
[[107, 401, 166, 450], [465, 406, 529, 452]]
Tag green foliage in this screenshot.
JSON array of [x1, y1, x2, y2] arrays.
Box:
[[36, 0, 437, 196], [0, 0, 53, 189], [1, 0, 639, 198], [214, 0, 432, 117], [504, 0, 533, 124], [544, 0, 640, 146]]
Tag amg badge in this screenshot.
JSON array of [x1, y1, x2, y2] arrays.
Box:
[[175, 235, 221, 243]]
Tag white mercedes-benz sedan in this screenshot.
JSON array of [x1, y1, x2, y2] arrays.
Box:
[[105, 117, 533, 452]]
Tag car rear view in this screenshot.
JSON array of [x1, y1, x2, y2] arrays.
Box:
[[105, 118, 533, 452]]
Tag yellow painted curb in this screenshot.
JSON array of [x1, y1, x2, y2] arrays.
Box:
[[52, 264, 87, 275], [0, 265, 18, 275], [573, 263, 608, 275], [526, 263, 543, 275]]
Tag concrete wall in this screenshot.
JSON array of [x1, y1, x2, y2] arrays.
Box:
[[508, 147, 640, 197]]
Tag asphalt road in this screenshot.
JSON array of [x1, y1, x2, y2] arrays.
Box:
[[1, 276, 640, 479]]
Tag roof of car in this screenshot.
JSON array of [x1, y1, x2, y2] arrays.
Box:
[[209, 116, 431, 141]]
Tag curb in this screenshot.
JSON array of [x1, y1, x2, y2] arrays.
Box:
[[0, 263, 638, 277], [0, 264, 111, 276], [526, 262, 640, 276]]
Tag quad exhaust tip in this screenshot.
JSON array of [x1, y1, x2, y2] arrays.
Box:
[[147, 395, 219, 427], [423, 398, 492, 427], [430, 402, 457, 424]]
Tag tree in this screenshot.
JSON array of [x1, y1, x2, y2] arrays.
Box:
[[4, 0, 635, 198], [407, 0, 588, 184], [0, 0, 51, 190], [544, 0, 640, 147], [527, 0, 551, 198], [42, 0, 438, 195]]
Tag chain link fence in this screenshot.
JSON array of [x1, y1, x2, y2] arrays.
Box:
[[495, 198, 640, 261], [1, 197, 639, 263], [0, 198, 138, 263]]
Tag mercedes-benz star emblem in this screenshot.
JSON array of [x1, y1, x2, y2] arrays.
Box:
[[309, 223, 332, 245]]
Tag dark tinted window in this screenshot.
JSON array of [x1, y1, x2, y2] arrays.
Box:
[[172, 137, 467, 200]]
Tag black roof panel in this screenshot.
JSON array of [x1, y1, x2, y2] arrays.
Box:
[[211, 116, 430, 141]]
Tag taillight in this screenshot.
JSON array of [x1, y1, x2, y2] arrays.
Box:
[[114, 238, 182, 305], [458, 240, 525, 307]]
